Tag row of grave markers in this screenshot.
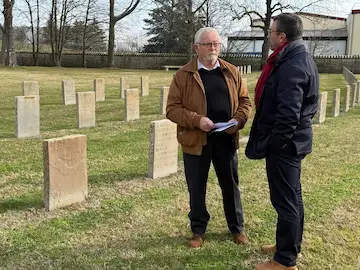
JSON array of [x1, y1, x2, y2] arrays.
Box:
[[315, 80, 360, 124], [15, 84, 170, 138], [20, 73, 360, 212], [22, 76, 151, 106], [42, 118, 177, 211], [237, 65, 252, 75], [30, 78, 251, 211], [16, 75, 249, 138]]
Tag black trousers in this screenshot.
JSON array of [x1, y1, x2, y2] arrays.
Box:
[[183, 134, 244, 235], [266, 147, 305, 267]]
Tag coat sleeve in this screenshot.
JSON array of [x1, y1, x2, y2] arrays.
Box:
[[269, 64, 308, 151], [232, 71, 252, 130], [166, 72, 203, 129]]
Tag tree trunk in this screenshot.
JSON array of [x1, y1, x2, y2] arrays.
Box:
[[187, 0, 193, 61], [36, 0, 40, 66], [50, 0, 56, 66], [25, 0, 36, 65], [82, 0, 91, 67], [107, 0, 115, 67], [4, 0, 17, 67], [0, 27, 6, 65], [258, 0, 272, 68], [261, 32, 270, 68]]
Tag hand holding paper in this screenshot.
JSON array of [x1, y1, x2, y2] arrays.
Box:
[[209, 120, 238, 134]]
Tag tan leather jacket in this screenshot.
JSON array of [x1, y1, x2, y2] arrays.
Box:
[[166, 57, 252, 155]]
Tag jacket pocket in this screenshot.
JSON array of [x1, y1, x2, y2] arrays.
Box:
[[245, 131, 271, 159], [177, 128, 200, 146]]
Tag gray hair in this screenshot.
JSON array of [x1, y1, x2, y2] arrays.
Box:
[[194, 27, 218, 43]]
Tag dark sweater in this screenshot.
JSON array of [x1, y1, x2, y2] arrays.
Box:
[[199, 67, 231, 123]]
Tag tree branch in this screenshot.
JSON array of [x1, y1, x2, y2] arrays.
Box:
[[114, 0, 141, 22], [271, 3, 291, 14], [193, 0, 208, 14], [292, 0, 324, 12], [232, 3, 264, 22]]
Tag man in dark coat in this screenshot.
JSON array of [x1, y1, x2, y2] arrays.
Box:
[[245, 13, 319, 270]]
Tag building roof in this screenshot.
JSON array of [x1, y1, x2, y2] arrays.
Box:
[[252, 12, 347, 22], [228, 28, 348, 39], [352, 3, 360, 13]]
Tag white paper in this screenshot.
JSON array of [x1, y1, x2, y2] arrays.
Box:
[[210, 121, 238, 133]]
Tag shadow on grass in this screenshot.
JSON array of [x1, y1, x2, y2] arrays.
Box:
[[88, 171, 148, 186], [0, 133, 15, 139], [0, 191, 43, 213]]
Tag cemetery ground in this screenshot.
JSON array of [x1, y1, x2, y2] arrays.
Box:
[[0, 67, 359, 269]]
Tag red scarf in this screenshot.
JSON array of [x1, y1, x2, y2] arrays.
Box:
[[254, 42, 290, 107]]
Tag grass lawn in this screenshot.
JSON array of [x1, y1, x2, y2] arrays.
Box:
[[0, 67, 359, 269]]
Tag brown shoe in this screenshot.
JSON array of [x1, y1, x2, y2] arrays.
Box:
[[233, 231, 249, 245], [255, 260, 298, 270], [261, 244, 277, 254], [261, 244, 303, 258], [188, 234, 204, 248]]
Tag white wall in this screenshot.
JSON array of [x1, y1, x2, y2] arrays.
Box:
[[228, 40, 263, 53], [228, 39, 346, 56], [304, 40, 346, 55]]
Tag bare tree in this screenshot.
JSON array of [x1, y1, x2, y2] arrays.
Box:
[[231, 0, 291, 68], [107, 0, 141, 67], [82, 0, 94, 67], [49, 0, 84, 66], [229, 0, 334, 67], [116, 32, 144, 52], [3, 0, 17, 67], [22, 0, 41, 65], [185, 0, 209, 60]]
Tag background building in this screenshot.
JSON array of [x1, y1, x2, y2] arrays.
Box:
[[227, 7, 360, 56]]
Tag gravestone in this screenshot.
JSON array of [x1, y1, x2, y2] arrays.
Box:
[[15, 95, 40, 138], [160, 86, 170, 115], [125, 88, 140, 121], [140, 76, 149, 97], [22, 81, 39, 96], [332, 88, 340, 117], [120, 77, 129, 99], [351, 82, 357, 107], [62, 80, 76, 105], [77, 92, 95, 128], [94, 78, 105, 101], [248, 65, 252, 74], [345, 85, 350, 112], [315, 91, 327, 124], [43, 134, 88, 211], [357, 81, 360, 104], [148, 119, 178, 179]]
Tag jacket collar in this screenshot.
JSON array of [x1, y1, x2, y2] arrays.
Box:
[[197, 59, 220, 70], [184, 57, 230, 73], [183, 57, 238, 81], [277, 39, 307, 64]]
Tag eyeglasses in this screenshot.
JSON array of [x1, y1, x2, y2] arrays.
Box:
[[268, 29, 282, 35], [197, 42, 221, 48]]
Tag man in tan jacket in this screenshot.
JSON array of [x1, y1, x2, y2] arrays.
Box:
[[166, 27, 252, 248]]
